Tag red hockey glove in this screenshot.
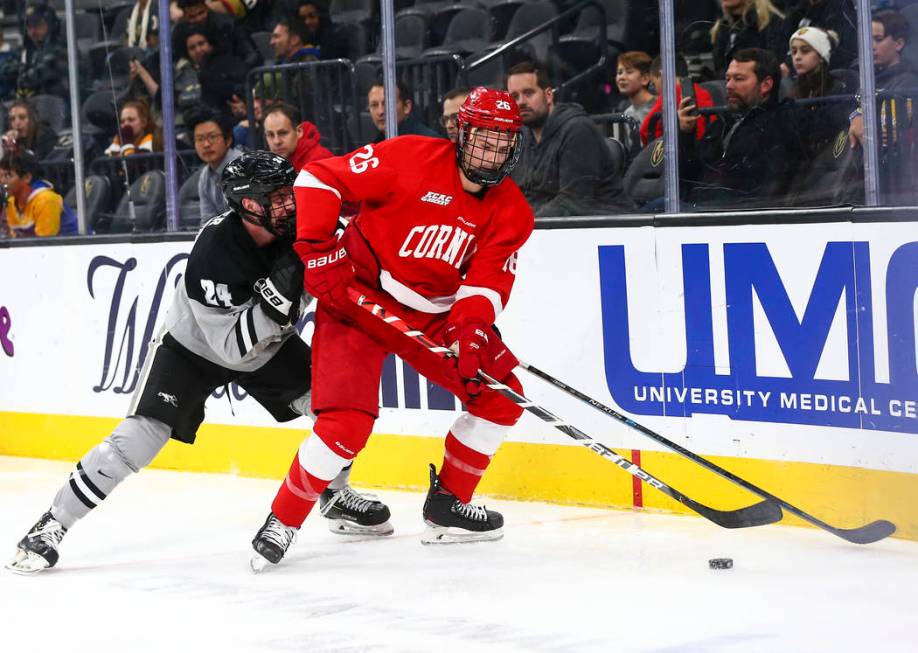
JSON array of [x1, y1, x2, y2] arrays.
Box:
[[293, 237, 354, 311], [444, 320, 490, 396]]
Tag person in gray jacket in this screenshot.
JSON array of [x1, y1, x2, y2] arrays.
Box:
[[505, 61, 633, 217], [187, 105, 242, 222]]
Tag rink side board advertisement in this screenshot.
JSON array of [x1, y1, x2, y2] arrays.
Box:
[[1, 222, 917, 538]]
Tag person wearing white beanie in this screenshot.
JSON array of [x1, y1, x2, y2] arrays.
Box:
[[788, 25, 854, 164], [789, 26, 841, 99]]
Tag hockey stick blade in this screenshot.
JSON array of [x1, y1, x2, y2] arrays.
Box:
[[519, 361, 896, 545], [348, 289, 781, 530]]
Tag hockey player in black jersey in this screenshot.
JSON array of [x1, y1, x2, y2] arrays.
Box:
[[6, 151, 391, 574]]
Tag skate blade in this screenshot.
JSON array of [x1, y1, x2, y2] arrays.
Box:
[[420, 524, 504, 545], [250, 553, 271, 574], [326, 518, 394, 537], [5, 549, 51, 574]]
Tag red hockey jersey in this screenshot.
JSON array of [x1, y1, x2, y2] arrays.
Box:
[[294, 136, 534, 323]]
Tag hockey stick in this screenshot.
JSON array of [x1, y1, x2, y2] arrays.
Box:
[[347, 289, 781, 530], [518, 361, 896, 545]]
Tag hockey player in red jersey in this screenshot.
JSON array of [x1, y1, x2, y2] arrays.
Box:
[[251, 87, 534, 568]]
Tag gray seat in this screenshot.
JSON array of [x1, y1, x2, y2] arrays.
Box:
[[787, 130, 864, 207], [358, 10, 428, 63], [178, 166, 204, 230], [623, 138, 665, 208], [251, 31, 274, 65], [700, 80, 726, 106], [30, 94, 68, 132], [424, 7, 490, 56], [96, 170, 166, 233], [64, 174, 112, 232], [329, 0, 375, 24], [73, 11, 102, 54], [606, 136, 626, 178], [498, 0, 557, 62]]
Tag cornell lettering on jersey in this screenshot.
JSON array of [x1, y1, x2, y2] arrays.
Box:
[[397, 224, 475, 269]]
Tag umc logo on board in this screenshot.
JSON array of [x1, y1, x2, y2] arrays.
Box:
[[598, 241, 918, 434]]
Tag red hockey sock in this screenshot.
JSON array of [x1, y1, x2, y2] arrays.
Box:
[[438, 431, 493, 503], [271, 451, 333, 528]]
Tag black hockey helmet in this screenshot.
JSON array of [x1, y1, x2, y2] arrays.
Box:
[[222, 150, 297, 238]]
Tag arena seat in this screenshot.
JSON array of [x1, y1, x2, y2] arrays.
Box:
[[786, 129, 864, 207], [64, 174, 112, 232], [178, 167, 204, 231], [623, 138, 665, 208], [329, 0, 376, 25], [95, 170, 165, 234], [251, 31, 274, 65], [423, 7, 490, 56], [606, 136, 627, 178], [30, 94, 68, 133], [699, 80, 726, 106]]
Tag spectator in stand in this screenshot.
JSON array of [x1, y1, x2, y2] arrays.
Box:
[[186, 104, 242, 221], [200, 0, 277, 35], [848, 9, 918, 204], [293, 1, 346, 61], [441, 87, 472, 143], [711, 0, 787, 78], [787, 27, 853, 158], [678, 48, 801, 209], [615, 51, 657, 126], [270, 15, 319, 64], [131, 26, 247, 118], [171, 0, 262, 71], [0, 3, 69, 99], [641, 54, 715, 146], [368, 80, 440, 143], [262, 102, 332, 171], [782, 0, 858, 72], [125, 0, 160, 49], [105, 100, 162, 157], [506, 61, 632, 217], [230, 87, 265, 148], [849, 9, 918, 148], [0, 150, 77, 238], [2, 100, 58, 160]]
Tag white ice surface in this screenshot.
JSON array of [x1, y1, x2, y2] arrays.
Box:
[[1, 456, 916, 653]]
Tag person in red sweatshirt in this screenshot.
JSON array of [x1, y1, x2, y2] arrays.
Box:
[[640, 55, 716, 147], [262, 102, 332, 171]]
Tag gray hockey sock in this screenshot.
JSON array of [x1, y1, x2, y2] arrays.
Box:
[[51, 416, 170, 529], [327, 462, 353, 491]]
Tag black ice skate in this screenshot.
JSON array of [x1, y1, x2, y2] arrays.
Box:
[[250, 513, 298, 573], [6, 511, 67, 574], [421, 464, 504, 545], [320, 486, 394, 536]]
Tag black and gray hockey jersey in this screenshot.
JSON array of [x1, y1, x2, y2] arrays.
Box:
[[163, 210, 306, 373]]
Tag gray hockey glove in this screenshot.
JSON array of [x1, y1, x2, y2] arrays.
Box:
[[255, 249, 306, 326]]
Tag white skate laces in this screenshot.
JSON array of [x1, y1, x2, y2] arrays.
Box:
[[260, 515, 297, 550], [321, 486, 378, 516], [452, 499, 489, 522]]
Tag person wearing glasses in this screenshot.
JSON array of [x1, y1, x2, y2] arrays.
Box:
[[440, 87, 471, 143], [187, 104, 242, 222]]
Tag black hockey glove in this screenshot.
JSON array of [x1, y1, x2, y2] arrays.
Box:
[[255, 249, 306, 326]]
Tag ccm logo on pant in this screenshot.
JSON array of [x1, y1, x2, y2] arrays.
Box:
[[307, 248, 347, 268]]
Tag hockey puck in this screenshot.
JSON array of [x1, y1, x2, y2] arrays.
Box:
[[708, 558, 733, 570]]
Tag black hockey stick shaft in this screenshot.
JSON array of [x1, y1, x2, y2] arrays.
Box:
[[348, 289, 781, 530], [519, 361, 896, 545]]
